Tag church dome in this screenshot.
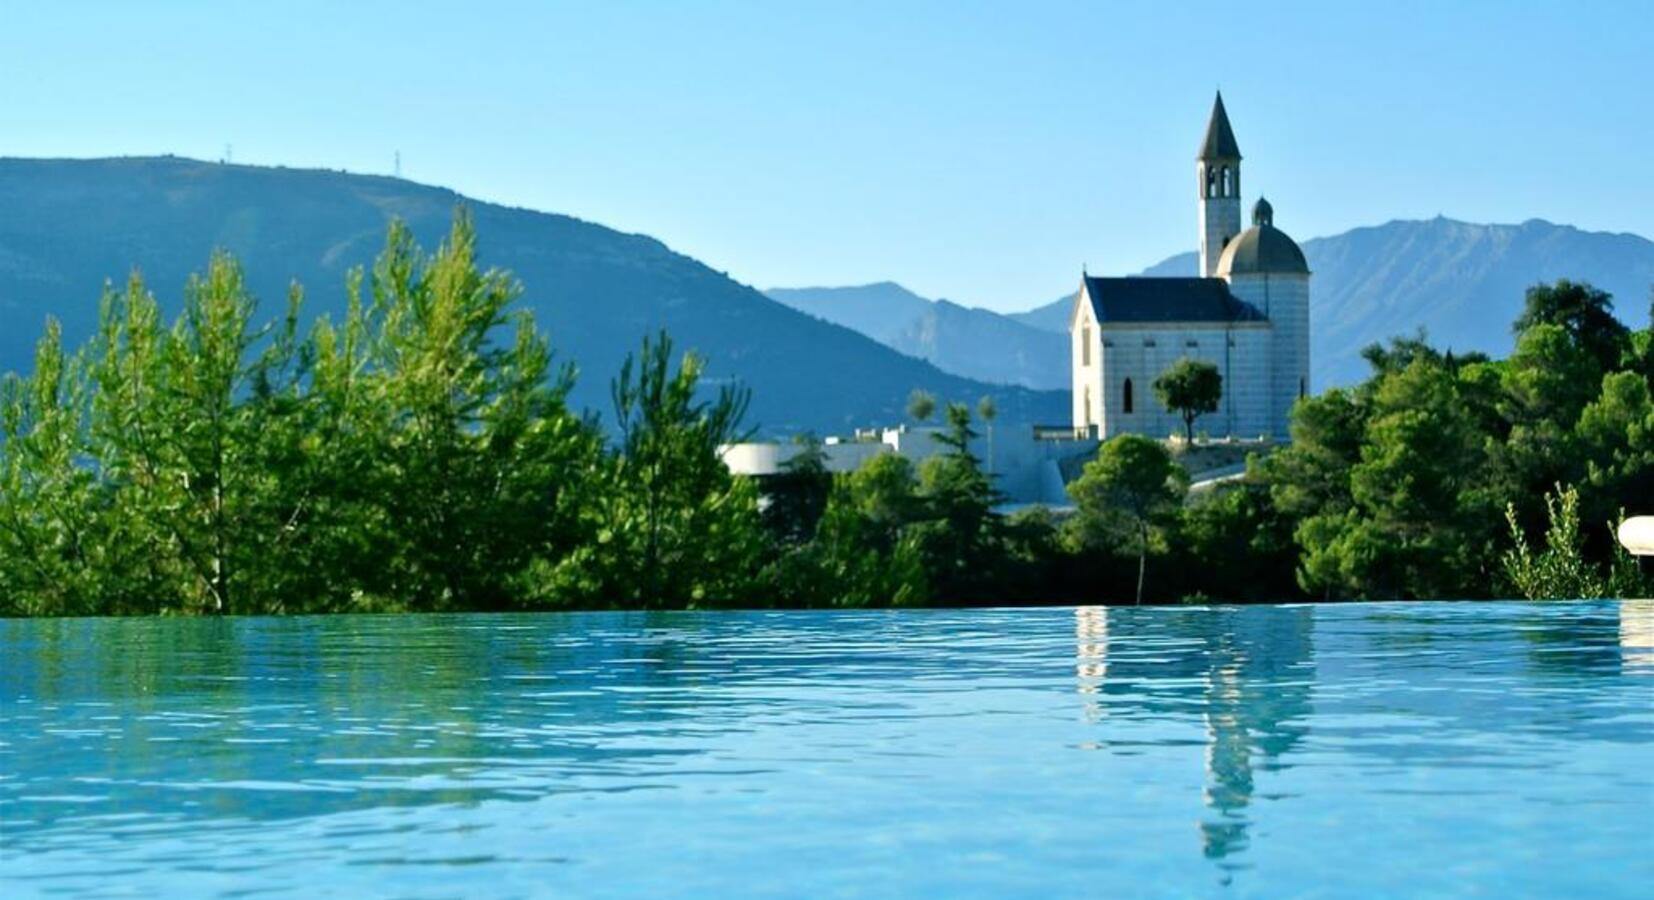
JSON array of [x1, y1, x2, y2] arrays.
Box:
[[1216, 197, 1308, 276]]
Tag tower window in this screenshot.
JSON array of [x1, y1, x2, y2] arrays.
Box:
[[1220, 167, 1231, 198], [1123, 378, 1134, 414], [1206, 168, 1216, 199], [1081, 325, 1091, 366], [1083, 387, 1092, 425]]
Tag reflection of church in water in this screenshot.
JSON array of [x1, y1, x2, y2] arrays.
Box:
[[1074, 605, 1315, 864], [1072, 600, 1654, 872]]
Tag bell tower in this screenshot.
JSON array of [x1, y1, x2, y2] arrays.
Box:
[[1197, 92, 1242, 278]]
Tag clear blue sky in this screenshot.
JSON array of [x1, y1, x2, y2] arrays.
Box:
[[1, 1, 1645, 311]]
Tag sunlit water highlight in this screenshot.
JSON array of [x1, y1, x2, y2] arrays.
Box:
[[2, 601, 1652, 897]]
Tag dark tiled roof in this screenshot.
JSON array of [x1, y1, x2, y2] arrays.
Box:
[[1080, 276, 1266, 324], [1199, 92, 1241, 160]]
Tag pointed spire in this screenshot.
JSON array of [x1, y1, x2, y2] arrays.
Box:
[[1198, 91, 1242, 161]]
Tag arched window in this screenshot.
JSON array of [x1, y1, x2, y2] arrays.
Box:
[[1083, 387, 1092, 425], [1220, 166, 1231, 197], [1080, 325, 1091, 366], [1205, 168, 1216, 199], [1123, 378, 1134, 414]]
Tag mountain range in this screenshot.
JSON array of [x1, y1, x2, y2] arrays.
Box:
[[3, 158, 1647, 430], [773, 218, 1654, 389], [0, 157, 1066, 434]]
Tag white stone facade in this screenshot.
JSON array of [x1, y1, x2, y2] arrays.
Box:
[[1226, 272, 1309, 438], [1072, 298, 1276, 441]]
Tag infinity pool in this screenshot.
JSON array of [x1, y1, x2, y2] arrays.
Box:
[[2, 602, 1651, 897]]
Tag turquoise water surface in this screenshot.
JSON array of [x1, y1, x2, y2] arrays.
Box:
[[2, 601, 1651, 897]]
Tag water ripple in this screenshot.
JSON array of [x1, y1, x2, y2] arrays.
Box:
[[1, 601, 1650, 897]]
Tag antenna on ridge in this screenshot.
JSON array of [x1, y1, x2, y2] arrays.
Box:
[[223, 144, 233, 164], [394, 151, 401, 178]]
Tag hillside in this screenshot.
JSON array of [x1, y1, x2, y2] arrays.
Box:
[[765, 282, 933, 343], [0, 157, 1065, 433], [1014, 218, 1654, 387], [767, 285, 1066, 388]]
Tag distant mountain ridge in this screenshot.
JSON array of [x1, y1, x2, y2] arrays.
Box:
[[0, 156, 1067, 433], [786, 218, 1654, 390], [766, 283, 1066, 389], [766, 282, 934, 344]]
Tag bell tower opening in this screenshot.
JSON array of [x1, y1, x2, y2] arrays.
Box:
[[1197, 92, 1243, 278]]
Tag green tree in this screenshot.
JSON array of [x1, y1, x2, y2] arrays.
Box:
[[0, 322, 109, 615], [1512, 279, 1630, 375], [1296, 358, 1500, 599], [1177, 474, 1299, 603], [761, 433, 833, 545], [1153, 358, 1222, 443], [1361, 329, 1452, 381], [1502, 485, 1607, 600], [912, 403, 1004, 600], [772, 479, 929, 608], [1068, 434, 1188, 604], [1263, 387, 1366, 527], [1576, 371, 1654, 527], [1492, 323, 1600, 528], [331, 214, 601, 611], [906, 388, 936, 423], [841, 452, 924, 528], [1624, 296, 1653, 392], [85, 259, 296, 614], [764, 452, 929, 607], [584, 330, 766, 608]]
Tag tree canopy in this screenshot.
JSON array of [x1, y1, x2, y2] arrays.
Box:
[[1067, 434, 1188, 603], [1153, 358, 1223, 442], [1, 223, 1645, 615]]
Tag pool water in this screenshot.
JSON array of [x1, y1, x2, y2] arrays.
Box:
[[2, 602, 1651, 897]]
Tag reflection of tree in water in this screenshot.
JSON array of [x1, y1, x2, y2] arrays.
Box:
[[1075, 606, 1314, 869], [1512, 603, 1626, 676], [3, 609, 1026, 841], [1198, 610, 1312, 866]]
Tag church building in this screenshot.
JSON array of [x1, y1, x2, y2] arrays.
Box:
[[1070, 93, 1309, 441]]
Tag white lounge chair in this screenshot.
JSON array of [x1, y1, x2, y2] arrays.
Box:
[[1620, 517, 1654, 557]]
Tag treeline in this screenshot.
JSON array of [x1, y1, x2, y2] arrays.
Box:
[[0, 214, 767, 615], [1047, 276, 1652, 603], [0, 214, 1649, 615]]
